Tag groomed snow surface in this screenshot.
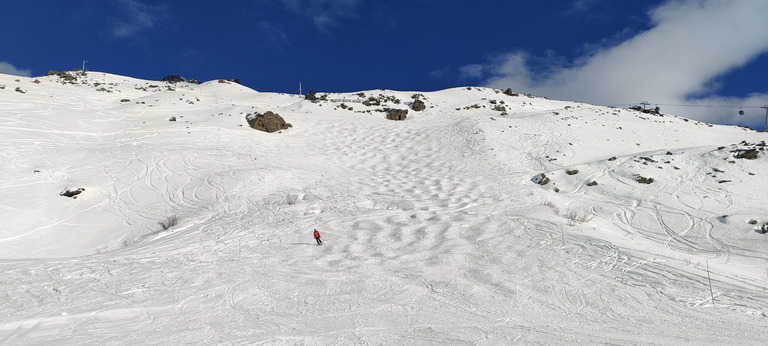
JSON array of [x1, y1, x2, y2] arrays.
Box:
[[1, 72, 767, 344]]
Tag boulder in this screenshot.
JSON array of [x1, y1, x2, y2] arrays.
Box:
[[386, 108, 408, 121], [503, 88, 519, 96], [363, 97, 380, 106], [161, 75, 199, 84], [61, 188, 85, 198], [305, 89, 317, 101], [246, 111, 292, 132], [734, 149, 759, 160], [532, 173, 550, 185], [412, 99, 426, 111], [636, 176, 654, 184]]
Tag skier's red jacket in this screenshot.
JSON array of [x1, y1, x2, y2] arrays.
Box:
[[313, 230, 320, 239]]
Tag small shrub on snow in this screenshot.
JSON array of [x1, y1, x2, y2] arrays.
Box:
[[158, 215, 179, 230], [540, 200, 556, 208], [540, 200, 559, 215], [565, 208, 592, 225]]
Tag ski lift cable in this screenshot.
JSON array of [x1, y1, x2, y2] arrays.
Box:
[[607, 102, 766, 113], [650, 103, 765, 109]]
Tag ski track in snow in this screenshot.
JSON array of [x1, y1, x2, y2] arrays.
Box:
[[1, 74, 767, 344]]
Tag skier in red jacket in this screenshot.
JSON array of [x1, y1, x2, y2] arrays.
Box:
[[313, 229, 322, 245]]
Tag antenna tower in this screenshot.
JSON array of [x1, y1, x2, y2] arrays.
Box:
[[761, 105, 768, 132]]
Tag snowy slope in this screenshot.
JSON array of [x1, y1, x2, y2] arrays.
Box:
[[1, 72, 767, 344]]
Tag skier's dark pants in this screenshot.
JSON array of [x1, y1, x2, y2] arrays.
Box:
[[315, 237, 322, 245]]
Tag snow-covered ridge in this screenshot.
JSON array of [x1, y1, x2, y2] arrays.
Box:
[[1, 71, 766, 344]]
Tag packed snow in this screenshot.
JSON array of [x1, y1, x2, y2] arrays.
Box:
[[1, 71, 767, 344]]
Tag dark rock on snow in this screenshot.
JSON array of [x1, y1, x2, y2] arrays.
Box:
[[386, 108, 408, 121], [61, 188, 85, 198], [412, 99, 426, 111], [246, 111, 292, 132]]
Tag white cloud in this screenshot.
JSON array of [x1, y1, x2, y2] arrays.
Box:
[[280, 0, 361, 32], [0, 62, 32, 77], [112, 0, 167, 38], [566, 0, 602, 15], [258, 21, 291, 48], [459, 64, 485, 80], [429, 68, 450, 79], [475, 0, 768, 126]]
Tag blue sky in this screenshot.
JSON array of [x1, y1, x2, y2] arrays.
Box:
[[2, 0, 767, 129]]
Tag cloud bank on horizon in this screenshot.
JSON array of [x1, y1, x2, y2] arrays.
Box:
[[473, 0, 768, 128], [0, 62, 31, 77]]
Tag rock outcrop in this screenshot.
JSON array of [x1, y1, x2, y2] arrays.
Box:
[[386, 108, 408, 121], [246, 111, 292, 132], [412, 99, 426, 111]]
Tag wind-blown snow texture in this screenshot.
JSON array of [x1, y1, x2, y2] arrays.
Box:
[[1, 72, 767, 344]]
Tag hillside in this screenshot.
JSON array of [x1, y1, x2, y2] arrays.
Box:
[[1, 71, 767, 344]]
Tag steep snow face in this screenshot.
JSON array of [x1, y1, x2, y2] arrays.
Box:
[[1, 73, 767, 344]]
